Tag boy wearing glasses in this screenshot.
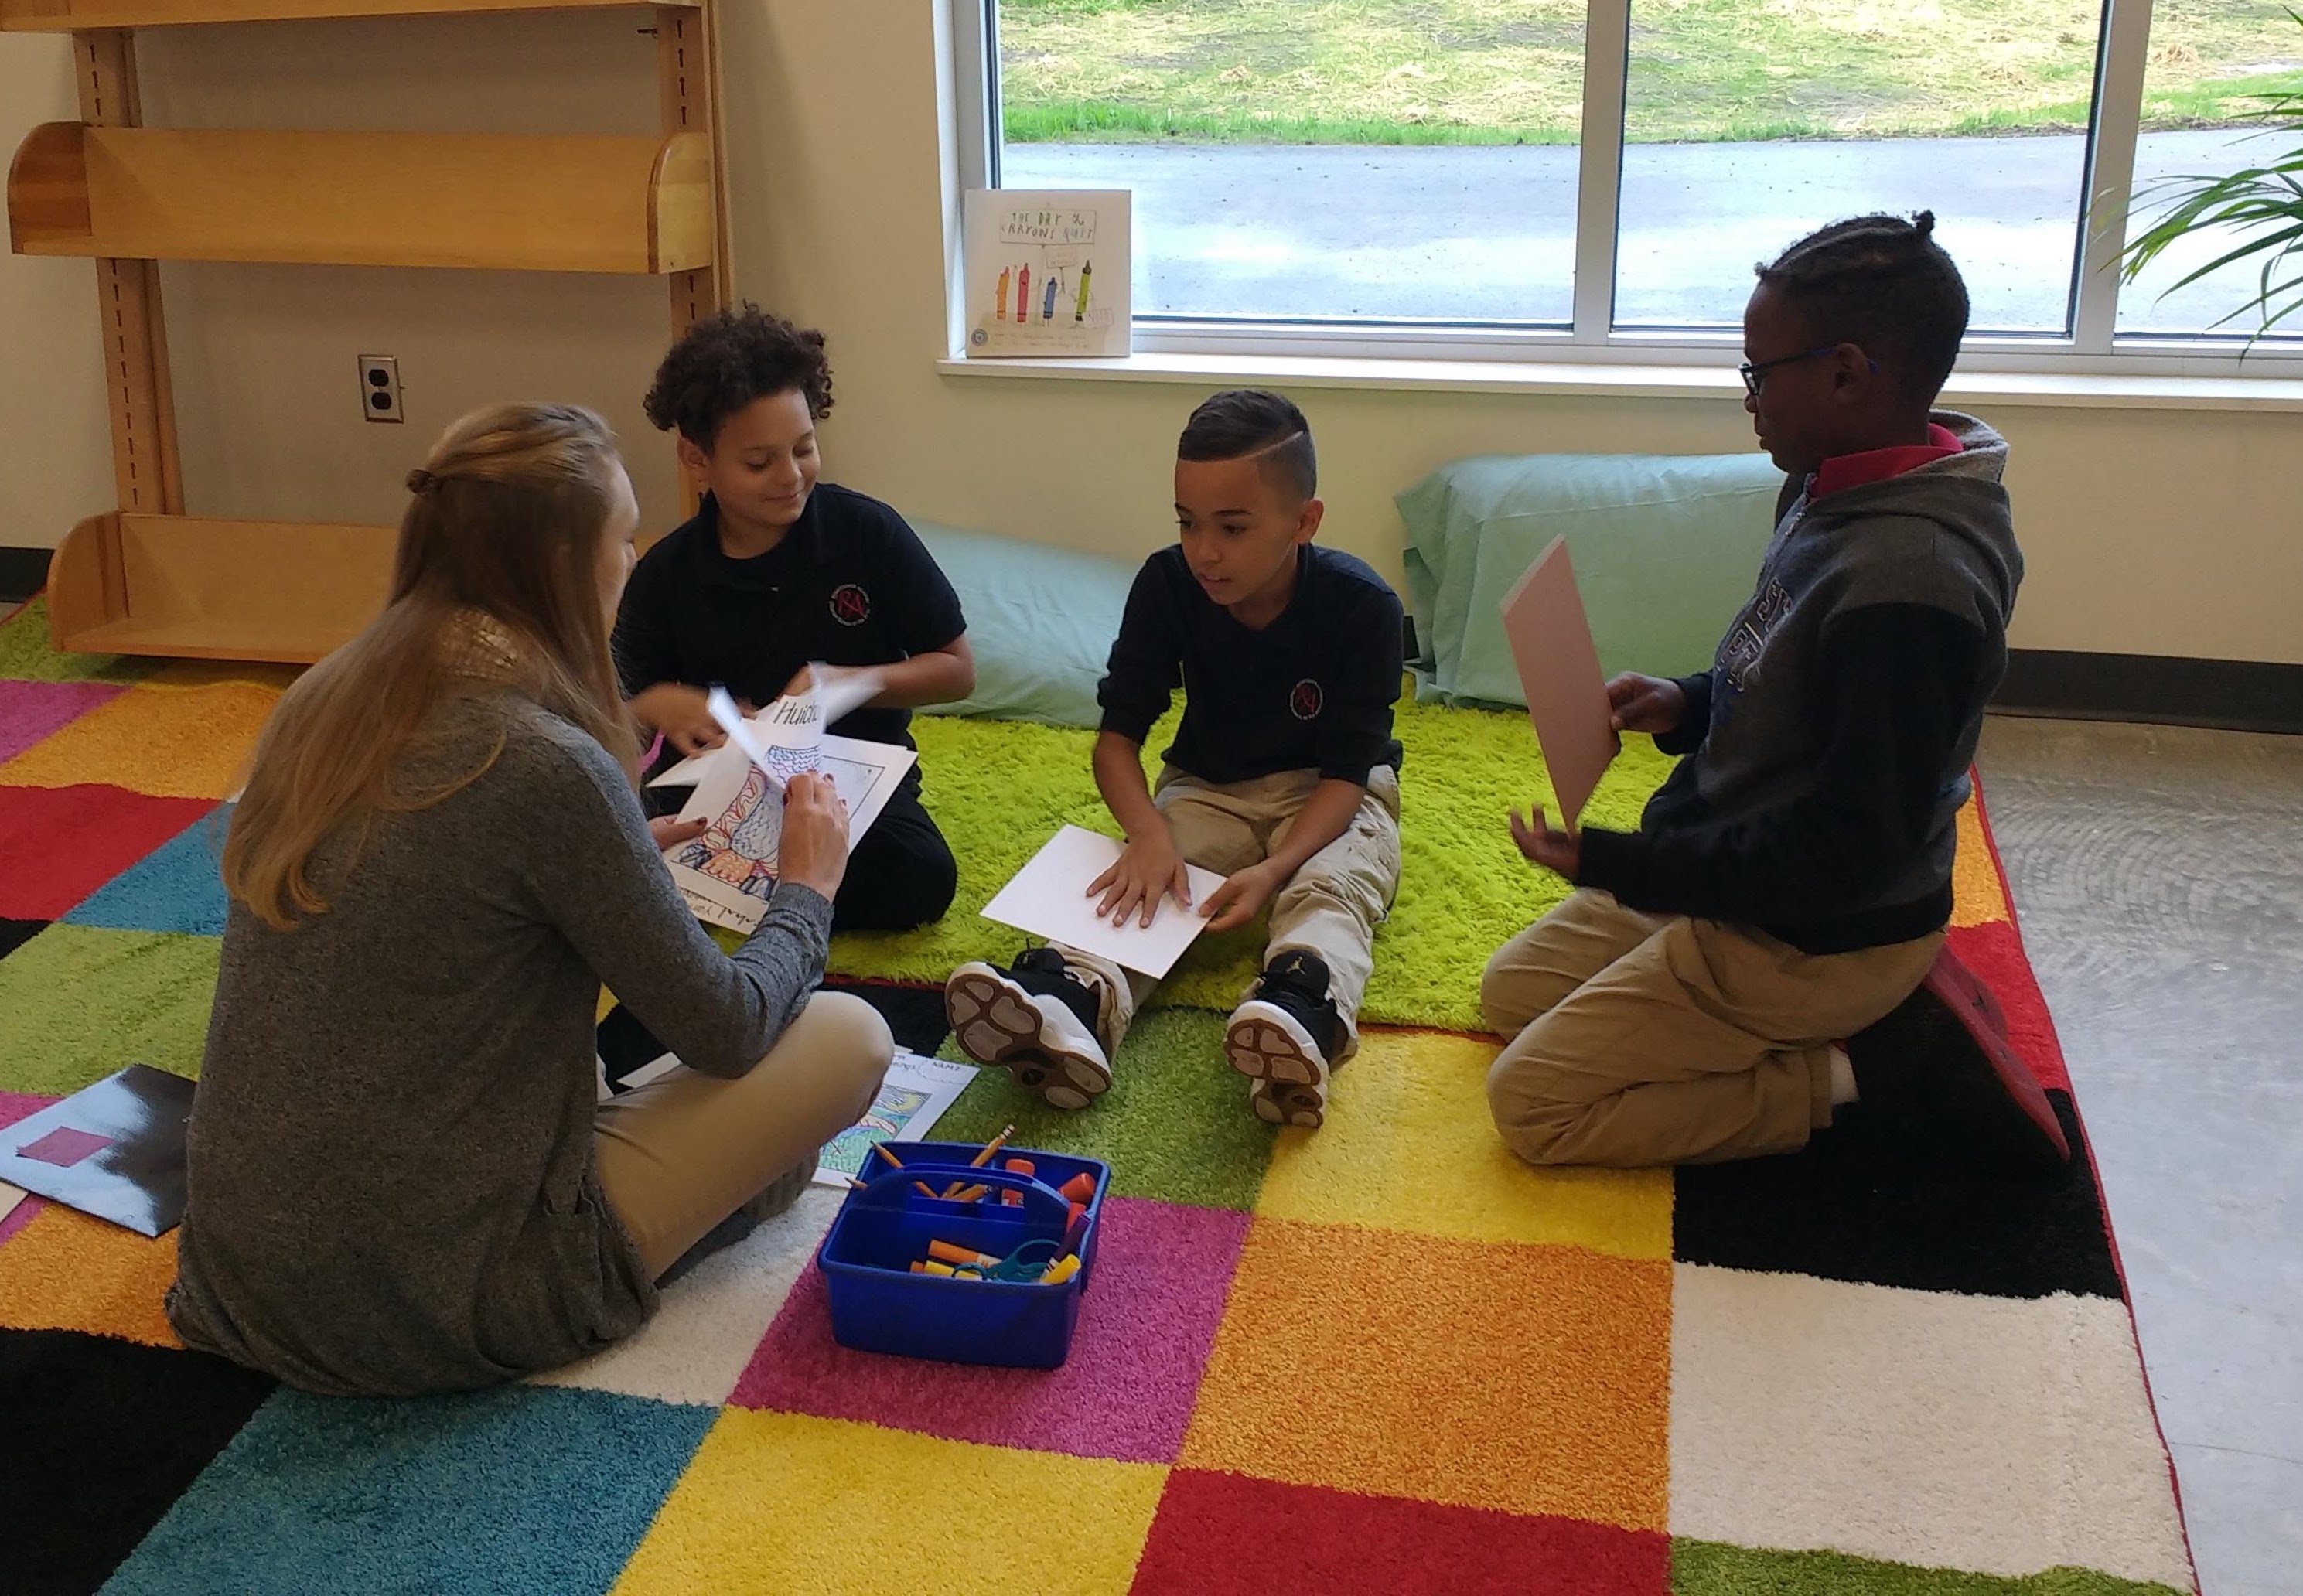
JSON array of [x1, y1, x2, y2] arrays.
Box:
[[1480, 211, 2069, 1172]]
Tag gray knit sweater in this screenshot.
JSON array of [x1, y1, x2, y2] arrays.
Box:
[[166, 691, 833, 1396]]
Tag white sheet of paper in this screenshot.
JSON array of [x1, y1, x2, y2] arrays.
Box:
[[706, 685, 790, 790], [980, 825, 1229, 978], [0, 1182, 23, 1226], [1500, 535, 1621, 830], [652, 666, 888, 788], [811, 1050, 980, 1186]]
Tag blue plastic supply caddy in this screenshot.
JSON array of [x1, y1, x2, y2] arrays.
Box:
[[817, 1141, 1111, 1369]]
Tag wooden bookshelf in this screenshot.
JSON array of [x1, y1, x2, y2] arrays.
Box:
[[9, 124, 714, 274], [10, 3, 728, 661], [47, 512, 397, 662], [1, 0, 694, 30]]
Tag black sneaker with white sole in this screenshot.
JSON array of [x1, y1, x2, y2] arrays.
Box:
[[1227, 950, 1344, 1127], [945, 948, 1114, 1110]]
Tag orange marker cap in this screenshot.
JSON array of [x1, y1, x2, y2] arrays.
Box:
[[1058, 1172, 1097, 1205], [928, 1239, 999, 1268]]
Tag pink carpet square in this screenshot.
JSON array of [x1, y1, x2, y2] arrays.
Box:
[[0, 681, 125, 763], [732, 1196, 1250, 1464], [0, 1093, 54, 1247], [17, 1127, 113, 1167]]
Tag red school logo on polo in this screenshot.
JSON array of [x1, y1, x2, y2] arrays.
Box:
[[1290, 678, 1324, 720], [828, 583, 872, 626]]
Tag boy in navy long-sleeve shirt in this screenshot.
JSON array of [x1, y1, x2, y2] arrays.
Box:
[[1483, 213, 2068, 1172], [945, 390, 1405, 1129]]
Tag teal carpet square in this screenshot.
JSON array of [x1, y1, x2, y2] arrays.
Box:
[[103, 1384, 715, 1596], [64, 805, 231, 936]]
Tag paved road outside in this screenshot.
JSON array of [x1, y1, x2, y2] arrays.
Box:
[[1005, 129, 2280, 332]]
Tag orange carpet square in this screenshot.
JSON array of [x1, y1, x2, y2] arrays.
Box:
[[1950, 798, 2011, 928], [0, 1203, 180, 1347], [1179, 1217, 1670, 1531], [0, 681, 279, 800]]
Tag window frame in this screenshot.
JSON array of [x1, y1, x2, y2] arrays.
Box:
[[954, 0, 2303, 378]]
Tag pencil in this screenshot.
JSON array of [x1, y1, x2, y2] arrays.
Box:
[[969, 1125, 1017, 1169], [940, 1124, 1019, 1198], [870, 1142, 906, 1171]]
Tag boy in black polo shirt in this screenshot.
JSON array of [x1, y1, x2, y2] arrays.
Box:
[[613, 306, 975, 932], [945, 390, 1404, 1128]]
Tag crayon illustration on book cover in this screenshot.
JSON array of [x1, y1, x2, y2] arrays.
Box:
[[964, 189, 1131, 358]]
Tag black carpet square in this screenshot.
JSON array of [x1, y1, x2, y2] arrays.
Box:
[[823, 975, 950, 1056], [0, 1329, 276, 1595], [598, 979, 949, 1090], [1672, 1092, 2121, 1300], [0, 917, 47, 962]]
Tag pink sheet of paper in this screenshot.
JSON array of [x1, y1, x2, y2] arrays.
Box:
[[1500, 535, 1620, 830]]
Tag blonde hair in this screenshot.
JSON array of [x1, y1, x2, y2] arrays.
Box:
[[224, 403, 637, 928]]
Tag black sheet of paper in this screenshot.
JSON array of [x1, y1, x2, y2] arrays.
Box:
[[0, 1064, 193, 1236]]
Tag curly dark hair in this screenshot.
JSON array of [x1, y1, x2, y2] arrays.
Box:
[[643, 304, 834, 450], [1755, 212, 1970, 404]]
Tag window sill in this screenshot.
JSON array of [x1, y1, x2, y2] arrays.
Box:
[[934, 351, 2303, 412]]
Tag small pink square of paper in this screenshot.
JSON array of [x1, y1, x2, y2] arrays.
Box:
[[17, 1127, 114, 1168]]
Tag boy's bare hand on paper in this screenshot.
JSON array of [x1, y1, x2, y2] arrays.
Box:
[[1087, 830, 1192, 928], [1510, 804, 1581, 881], [777, 772, 851, 900], [631, 684, 728, 758], [1200, 858, 1287, 933], [647, 815, 707, 853], [1605, 673, 1686, 735]]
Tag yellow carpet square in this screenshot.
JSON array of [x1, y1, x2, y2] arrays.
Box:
[[1258, 1026, 1672, 1258], [0, 1204, 181, 1347], [1180, 1217, 1670, 1531], [1951, 797, 2010, 927], [0, 680, 280, 799], [613, 1410, 1168, 1596]]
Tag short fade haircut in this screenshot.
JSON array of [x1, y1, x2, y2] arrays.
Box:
[[1755, 211, 1970, 404], [1177, 388, 1317, 503], [643, 303, 834, 451]]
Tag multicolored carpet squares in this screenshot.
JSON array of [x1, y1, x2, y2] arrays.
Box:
[[0, 595, 2194, 1594]]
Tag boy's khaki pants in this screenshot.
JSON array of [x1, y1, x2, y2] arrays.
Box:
[[1060, 766, 1401, 1060], [1482, 888, 1941, 1167]]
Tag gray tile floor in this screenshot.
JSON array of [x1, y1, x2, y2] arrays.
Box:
[[1977, 717, 2303, 1596]]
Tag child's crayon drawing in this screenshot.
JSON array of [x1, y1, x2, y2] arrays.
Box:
[[811, 1051, 978, 1186]]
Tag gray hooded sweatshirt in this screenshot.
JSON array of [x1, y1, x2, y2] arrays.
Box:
[[1579, 411, 2023, 953]]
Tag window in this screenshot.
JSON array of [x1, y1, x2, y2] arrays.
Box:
[[2117, 0, 2303, 334], [973, 0, 2303, 366]]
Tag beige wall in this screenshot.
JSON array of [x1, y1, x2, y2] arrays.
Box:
[[2, 0, 2298, 664], [0, 36, 113, 549]]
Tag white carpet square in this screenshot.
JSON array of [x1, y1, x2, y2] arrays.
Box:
[[528, 1188, 840, 1407], [1669, 1263, 2193, 1589]]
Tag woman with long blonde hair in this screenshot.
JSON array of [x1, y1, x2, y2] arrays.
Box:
[[169, 403, 891, 1396]]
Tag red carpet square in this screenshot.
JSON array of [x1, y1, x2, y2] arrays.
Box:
[[1181, 1219, 1673, 1530], [0, 786, 216, 921], [732, 1196, 1248, 1464], [1130, 1470, 1669, 1594]]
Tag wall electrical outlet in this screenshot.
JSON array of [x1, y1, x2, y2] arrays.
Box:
[[358, 354, 403, 423]]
